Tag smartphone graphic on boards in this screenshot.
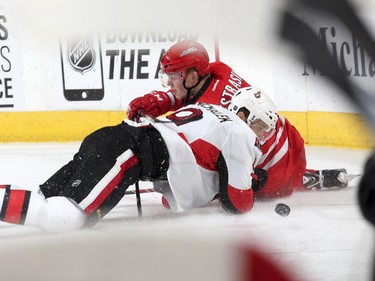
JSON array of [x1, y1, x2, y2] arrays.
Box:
[[60, 37, 104, 101]]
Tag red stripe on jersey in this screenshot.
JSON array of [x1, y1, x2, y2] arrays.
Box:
[[259, 117, 284, 152], [257, 118, 288, 169], [189, 139, 220, 171], [3, 190, 28, 224], [0, 185, 10, 189], [177, 132, 188, 144], [83, 155, 138, 215]]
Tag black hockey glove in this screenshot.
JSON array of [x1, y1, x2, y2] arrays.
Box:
[[251, 168, 268, 192]]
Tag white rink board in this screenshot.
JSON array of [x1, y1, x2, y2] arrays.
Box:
[[0, 0, 374, 114]]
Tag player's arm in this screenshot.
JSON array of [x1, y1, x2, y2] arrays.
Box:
[[218, 120, 261, 214], [216, 152, 254, 214], [127, 90, 176, 121], [220, 184, 254, 214], [220, 168, 267, 213]]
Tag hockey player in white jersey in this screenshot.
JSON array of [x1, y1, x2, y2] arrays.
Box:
[[148, 102, 261, 213], [0, 102, 261, 231]]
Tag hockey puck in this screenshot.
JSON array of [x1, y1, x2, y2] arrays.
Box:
[[275, 203, 290, 217]]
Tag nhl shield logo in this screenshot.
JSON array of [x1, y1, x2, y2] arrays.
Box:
[[68, 38, 95, 74]]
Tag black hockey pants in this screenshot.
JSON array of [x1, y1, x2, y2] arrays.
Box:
[[40, 122, 169, 226]]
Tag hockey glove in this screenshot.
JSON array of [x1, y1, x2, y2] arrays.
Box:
[[251, 168, 268, 192], [127, 91, 173, 121], [220, 184, 254, 214]]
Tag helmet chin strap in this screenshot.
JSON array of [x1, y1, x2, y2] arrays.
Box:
[[182, 76, 202, 105]]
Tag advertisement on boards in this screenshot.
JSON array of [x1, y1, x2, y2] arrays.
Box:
[[58, 32, 217, 110], [60, 37, 105, 102], [273, 8, 375, 113], [0, 2, 24, 111]]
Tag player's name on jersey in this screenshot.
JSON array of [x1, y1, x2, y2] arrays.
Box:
[[198, 103, 232, 123]]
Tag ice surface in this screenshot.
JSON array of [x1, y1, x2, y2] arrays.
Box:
[[0, 142, 373, 281]]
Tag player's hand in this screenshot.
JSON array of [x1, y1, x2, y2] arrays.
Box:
[[127, 91, 173, 121], [251, 168, 268, 192]]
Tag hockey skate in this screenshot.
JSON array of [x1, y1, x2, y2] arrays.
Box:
[[303, 169, 360, 189]]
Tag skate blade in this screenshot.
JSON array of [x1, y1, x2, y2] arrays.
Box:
[[345, 174, 361, 183]]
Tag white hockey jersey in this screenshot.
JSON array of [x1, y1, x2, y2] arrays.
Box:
[[149, 103, 261, 212]]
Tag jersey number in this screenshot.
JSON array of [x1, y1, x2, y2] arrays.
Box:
[[166, 108, 203, 126]]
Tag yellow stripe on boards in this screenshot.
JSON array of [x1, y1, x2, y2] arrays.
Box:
[[0, 111, 125, 142], [0, 111, 372, 148], [280, 111, 374, 149]]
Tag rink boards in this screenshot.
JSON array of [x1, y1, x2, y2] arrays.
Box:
[[0, 110, 371, 148]]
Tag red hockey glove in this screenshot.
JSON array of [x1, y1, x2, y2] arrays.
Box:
[[251, 168, 268, 192], [220, 184, 254, 214], [127, 91, 173, 121]]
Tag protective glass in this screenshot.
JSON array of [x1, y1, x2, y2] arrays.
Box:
[[250, 119, 276, 142], [259, 127, 276, 141], [158, 70, 185, 88]]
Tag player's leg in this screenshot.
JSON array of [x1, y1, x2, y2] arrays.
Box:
[[0, 123, 168, 230], [0, 185, 86, 232], [40, 123, 138, 199], [43, 123, 168, 227], [40, 159, 81, 198], [39, 123, 141, 226], [77, 148, 142, 226], [39, 124, 128, 198], [303, 168, 351, 189], [76, 125, 169, 226]]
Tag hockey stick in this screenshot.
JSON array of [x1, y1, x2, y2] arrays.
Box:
[[138, 110, 174, 124], [214, 36, 220, 62], [125, 188, 155, 196], [346, 174, 361, 183], [135, 181, 143, 217], [127, 173, 362, 197]]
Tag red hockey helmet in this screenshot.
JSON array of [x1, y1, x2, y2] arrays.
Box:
[[160, 40, 210, 76]]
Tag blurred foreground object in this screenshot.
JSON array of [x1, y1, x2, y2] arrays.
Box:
[[280, 0, 375, 224], [0, 234, 298, 281], [279, 1, 375, 279], [280, 0, 375, 130], [359, 153, 375, 226]]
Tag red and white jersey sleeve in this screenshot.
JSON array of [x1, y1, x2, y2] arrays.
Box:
[[255, 115, 306, 199], [151, 103, 260, 213]]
